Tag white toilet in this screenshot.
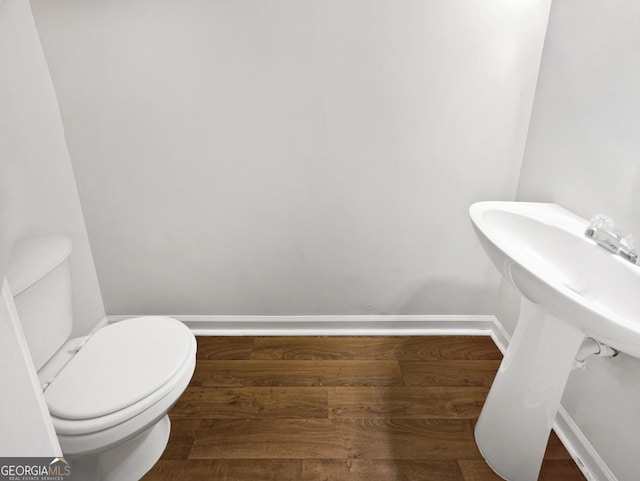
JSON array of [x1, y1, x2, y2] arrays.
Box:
[[7, 236, 197, 481]]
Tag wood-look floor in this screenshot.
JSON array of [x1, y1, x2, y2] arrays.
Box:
[[142, 336, 586, 481]]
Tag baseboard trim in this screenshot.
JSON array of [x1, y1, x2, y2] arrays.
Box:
[[89, 316, 109, 336], [107, 314, 497, 336], [554, 407, 618, 481], [106, 312, 614, 480]]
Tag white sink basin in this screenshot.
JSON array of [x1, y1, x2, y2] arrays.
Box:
[[469, 201, 639, 481], [470, 201, 640, 358]]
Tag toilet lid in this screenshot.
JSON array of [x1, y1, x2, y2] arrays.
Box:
[[45, 317, 194, 420]]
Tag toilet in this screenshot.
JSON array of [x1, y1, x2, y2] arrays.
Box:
[[6, 236, 197, 481]]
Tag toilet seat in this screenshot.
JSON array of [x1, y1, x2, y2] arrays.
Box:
[[44, 316, 196, 437]]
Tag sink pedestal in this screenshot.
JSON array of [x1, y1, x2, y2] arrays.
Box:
[[475, 299, 585, 481]]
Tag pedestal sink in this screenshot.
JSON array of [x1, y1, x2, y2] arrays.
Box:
[[469, 201, 640, 481]]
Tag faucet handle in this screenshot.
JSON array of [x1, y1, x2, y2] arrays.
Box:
[[590, 214, 615, 232]]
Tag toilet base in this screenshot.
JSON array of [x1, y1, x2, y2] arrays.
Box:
[[70, 415, 171, 481]]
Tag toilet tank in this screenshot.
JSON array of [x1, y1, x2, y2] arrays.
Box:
[[6, 237, 74, 371]]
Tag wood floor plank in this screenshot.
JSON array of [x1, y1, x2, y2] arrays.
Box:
[[190, 419, 351, 459], [190, 418, 481, 460], [328, 386, 488, 419], [302, 459, 465, 481], [457, 459, 509, 481], [543, 432, 577, 460], [400, 360, 501, 387], [251, 336, 502, 360], [196, 337, 254, 360], [144, 459, 303, 481], [539, 459, 588, 480], [170, 387, 328, 419], [346, 419, 481, 460], [141, 336, 584, 481], [160, 418, 201, 460], [458, 458, 586, 481], [190, 360, 404, 387]]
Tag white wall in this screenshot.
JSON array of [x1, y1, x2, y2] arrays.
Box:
[[514, 1, 640, 479], [30, 0, 551, 317], [0, 0, 104, 335]]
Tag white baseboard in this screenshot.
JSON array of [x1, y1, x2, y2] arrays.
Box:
[[105, 312, 615, 481], [107, 314, 497, 336], [89, 316, 109, 335], [554, 407, 618, 481]]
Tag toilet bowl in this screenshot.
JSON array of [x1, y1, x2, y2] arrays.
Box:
[[7, 237, 197, 480]]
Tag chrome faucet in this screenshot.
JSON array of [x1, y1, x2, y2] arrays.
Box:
[[584, 214, 638, 265]]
